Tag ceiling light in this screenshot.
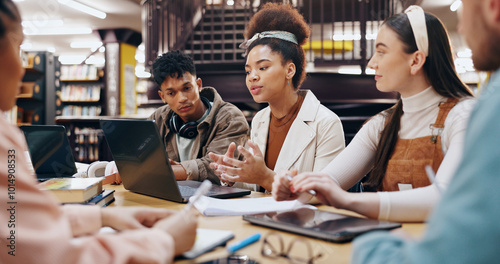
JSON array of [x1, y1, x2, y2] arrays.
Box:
[[22, 19, 64, 28], [136, 65, 151, 78], [59, 55, 86, 65], [85, 55, 105, 66], [450, 0, 462, 12], [455, 57, 475, 72], [58, 0, 107, 19], [135, 53, 145, 64], [20, 42, 33, 50], [338, 66, 362, 75], [365, 68, 375, 75], [24, 27, 92, 35], [70, 41, 103, 49], [457, 48, 472, 58], [20, 43, 56, 53], [136, 71, 152, 78]]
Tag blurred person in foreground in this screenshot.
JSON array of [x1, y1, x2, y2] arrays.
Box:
[[352, 0, 500, 263], [0, 1, 197, 263]]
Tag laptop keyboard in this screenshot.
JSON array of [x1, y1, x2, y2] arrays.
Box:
[[179, 185, 217, 197]]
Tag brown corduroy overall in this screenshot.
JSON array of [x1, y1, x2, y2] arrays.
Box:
[[381, 98, 459, 191]]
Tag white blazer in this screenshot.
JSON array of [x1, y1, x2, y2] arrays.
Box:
[[251, 90, 345, 174]]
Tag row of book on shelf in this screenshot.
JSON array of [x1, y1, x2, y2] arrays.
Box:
[[3, 106, 36, 125], [62, 105, 101, 116], [61, 64, 99, 80], [73, 127, 102, 162], [38, 177, 115, 207], [75, 143, 101, 162], [60, 85, 101, 102]]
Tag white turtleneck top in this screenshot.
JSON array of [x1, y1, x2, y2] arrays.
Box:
[[322, 87, 476, 222]]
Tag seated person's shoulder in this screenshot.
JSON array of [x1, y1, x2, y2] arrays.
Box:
[[456, 96, 476, 110], [317, 103, 341, 121], [445, 96, 477, 123], [149, 104, 171, 120], [215, 101, 248, 121]]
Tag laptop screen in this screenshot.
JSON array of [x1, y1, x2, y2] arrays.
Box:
[[100, 119, 251, 203], [99, 119, 185, 201], [20, 125, 77, 179]]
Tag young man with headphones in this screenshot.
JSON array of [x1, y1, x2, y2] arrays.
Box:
[[149, 50, 249, 184]]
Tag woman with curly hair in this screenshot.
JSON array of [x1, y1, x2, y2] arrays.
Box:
[[209, 3, 345, 192]]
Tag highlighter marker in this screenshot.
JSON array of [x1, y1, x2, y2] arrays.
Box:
[[226, 233, 261, 254]]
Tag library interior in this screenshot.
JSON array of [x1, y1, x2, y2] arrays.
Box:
[[8, 0, 482, 162], [2, 0, 487, 263]]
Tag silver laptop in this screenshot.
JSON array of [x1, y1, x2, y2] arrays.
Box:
[[99, 119, 250, 203], [20, 125, 78, 181]]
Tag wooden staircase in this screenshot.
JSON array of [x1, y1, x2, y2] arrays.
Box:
[[184, 5, 248, 64]]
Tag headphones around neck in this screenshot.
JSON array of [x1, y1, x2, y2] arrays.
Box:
[[168, 96, 211, 139]]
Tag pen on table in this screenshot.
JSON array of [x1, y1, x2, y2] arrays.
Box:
[[226, 233, 261, 254], [185, 179, 212, 211], [425, 165, 442, 194]]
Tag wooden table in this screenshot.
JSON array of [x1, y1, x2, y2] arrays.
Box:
[[106, 184, 426, 264]]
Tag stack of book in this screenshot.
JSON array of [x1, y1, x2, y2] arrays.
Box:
[[37, 178, 115, 207]]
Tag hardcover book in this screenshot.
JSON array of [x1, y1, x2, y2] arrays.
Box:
[[38, 177, 103, 203], [63, 189, 115, 207]]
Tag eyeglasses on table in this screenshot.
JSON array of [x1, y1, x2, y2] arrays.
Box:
[[261, 232, 323, 264]]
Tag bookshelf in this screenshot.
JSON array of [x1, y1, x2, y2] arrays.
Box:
[[55, 117, 113, 163], [57, 65, 105, 117], [135, 78, 164, 117], [460, 71, 489, 95], [5, 51, 58, 125]]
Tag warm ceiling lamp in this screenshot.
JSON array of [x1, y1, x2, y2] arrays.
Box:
[[58, 0, 107, 19], [450, 0, 462, 12]]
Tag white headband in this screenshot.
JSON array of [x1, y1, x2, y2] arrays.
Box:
[[405, 5, 428, 57], [239, 31, 298, 56]]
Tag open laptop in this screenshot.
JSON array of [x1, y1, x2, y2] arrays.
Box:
[[20, 125, 78, 181], [99, 119, 251, 203], [243, 207, 401, 243]]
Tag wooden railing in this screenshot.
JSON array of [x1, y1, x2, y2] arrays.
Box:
[[142, 0, 408, 72]]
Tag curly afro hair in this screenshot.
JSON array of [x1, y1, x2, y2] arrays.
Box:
[[152, 50, 196, 86], [244, 3, 310, 90]]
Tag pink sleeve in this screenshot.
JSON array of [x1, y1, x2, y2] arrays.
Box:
[[62, 205, 102, 236], [0, 117, 176, 264]]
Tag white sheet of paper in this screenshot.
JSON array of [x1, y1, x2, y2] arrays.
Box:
[[193, 196, 316, 216]]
